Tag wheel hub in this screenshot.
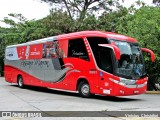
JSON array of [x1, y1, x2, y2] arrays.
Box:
[[81, 84, 89, 95]]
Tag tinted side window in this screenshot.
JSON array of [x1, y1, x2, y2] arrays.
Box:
[[99, 49, 113, 74], [87, 37, 108, 56], [87, 37, 113, 73], [68, 38, 89, 61]]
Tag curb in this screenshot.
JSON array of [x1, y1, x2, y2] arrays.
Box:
[[146, 91, 160, 94]]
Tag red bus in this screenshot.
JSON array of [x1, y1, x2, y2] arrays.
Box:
[[4, 31, 155, 97]]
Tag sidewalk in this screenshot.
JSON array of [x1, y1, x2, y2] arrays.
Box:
[[146, 91, 160, 94]]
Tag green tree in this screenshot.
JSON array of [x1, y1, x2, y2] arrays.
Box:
[[117, 6, 160, 56], [41, 9, 73, 34], [40, 0, 121, 21], [98, 6, 128, 32]]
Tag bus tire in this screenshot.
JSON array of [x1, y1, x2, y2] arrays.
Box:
[[78, 81, 92, 98], [17, 75, 24, 88]]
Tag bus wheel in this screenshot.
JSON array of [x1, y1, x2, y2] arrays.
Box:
[[78, 81, 92, 98], [17, 75, 24, 88]]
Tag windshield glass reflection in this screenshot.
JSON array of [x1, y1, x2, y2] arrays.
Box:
[[110, 40, 145, 79]]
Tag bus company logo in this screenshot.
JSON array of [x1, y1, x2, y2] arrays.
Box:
[[30, 51, 40, 55], [6, 52, 13, 57], [30, 48, 41, 56]]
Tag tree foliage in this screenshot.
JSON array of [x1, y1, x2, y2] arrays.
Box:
[[117, 6, 160, 58], [40, 0, 122, 21]]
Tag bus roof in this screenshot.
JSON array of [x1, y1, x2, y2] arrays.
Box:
[[58, 31, 137, 43], [6, 31, 137, 48], [6, 36, 57, 48]]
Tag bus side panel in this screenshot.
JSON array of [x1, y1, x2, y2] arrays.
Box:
[[57, 58, 98, 92], [44, 58, 96, 92], [4, 58, 79, 89], [4, 38, 104, 94], [4, 65, 13, 83], [4, 64, 48, 87], [4, 65, 28, 84]]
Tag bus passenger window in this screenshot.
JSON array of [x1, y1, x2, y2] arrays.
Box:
[[43, 41, 65, 59], [68, 38, 89, 61], [43, 43, 55, 58]]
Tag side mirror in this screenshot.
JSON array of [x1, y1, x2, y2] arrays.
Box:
[[141, 48, 155, 62], [98, 44, 121, 60]]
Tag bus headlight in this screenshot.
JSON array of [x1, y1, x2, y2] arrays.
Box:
[[119, 82, 126, 86], [109, 78, 136, 86], [120, 78, 136, 85], [109, 78, 126, 86]]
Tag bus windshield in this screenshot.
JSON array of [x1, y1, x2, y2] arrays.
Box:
[[110, 39, 146, 79]]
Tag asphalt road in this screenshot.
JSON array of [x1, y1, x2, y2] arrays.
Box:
[[0, 77, 160, 120]]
